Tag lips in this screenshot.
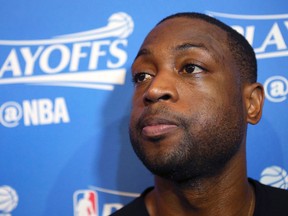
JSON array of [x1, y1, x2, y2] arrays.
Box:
[[140, 118, 179, 139]]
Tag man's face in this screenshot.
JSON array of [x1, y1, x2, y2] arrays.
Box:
[[129, 17, 247, 182]]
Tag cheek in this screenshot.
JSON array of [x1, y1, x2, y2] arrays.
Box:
[[130, 97, 143, 125], [131, 86, 147, 109], [130, 107, 140, 123], [195, 82, 235, 110], [132, 86, 146, 104], [178, 84, 218, 114]]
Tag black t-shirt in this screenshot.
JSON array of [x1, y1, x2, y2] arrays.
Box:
[[110, 178, 288, 216]]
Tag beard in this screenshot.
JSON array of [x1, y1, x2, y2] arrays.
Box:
[[129, 103, 246, 184]]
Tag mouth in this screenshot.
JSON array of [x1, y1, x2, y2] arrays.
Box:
[[141, 118, 179, 139]]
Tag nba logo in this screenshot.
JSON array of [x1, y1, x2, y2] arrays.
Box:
[[74, 190, 98, 216]]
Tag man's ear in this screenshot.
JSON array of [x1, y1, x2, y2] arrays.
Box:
[[244, 82, 265, 125]]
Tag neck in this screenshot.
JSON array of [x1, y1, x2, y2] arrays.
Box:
[[145, 146, 255, 216]]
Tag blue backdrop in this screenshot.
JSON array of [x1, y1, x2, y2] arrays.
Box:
[[0, 0, 287, 215]]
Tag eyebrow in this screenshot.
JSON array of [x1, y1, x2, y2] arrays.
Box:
[[134, 48, 151, 61], [176, 42, 220, 63], [134, 42, 212, 62], [175, 42, 208, 52]]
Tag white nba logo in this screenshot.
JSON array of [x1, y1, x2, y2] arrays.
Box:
[[74, 190, 98, 216]]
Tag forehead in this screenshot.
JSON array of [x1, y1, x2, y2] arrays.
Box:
[[138, 17, 230, 62]]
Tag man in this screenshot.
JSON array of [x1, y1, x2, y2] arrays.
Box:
[[112, 12, 288, 215]]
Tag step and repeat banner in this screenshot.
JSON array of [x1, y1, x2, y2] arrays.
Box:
[[0, 0, 287, 215]]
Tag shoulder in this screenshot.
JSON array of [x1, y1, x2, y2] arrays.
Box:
[[249, 178, 288, 216], [110, 187, 153, 216]]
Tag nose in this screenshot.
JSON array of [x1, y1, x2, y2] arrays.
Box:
[[143, 72, 179, 105]]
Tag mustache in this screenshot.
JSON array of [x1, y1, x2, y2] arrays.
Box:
[[134, 105, 190, 130]]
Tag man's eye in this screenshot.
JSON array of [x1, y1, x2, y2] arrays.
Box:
[[132, 73, 152, 84], [181, 64, 204, 74]]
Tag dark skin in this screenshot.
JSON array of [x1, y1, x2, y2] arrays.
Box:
[[130, 17, 264, 216]]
